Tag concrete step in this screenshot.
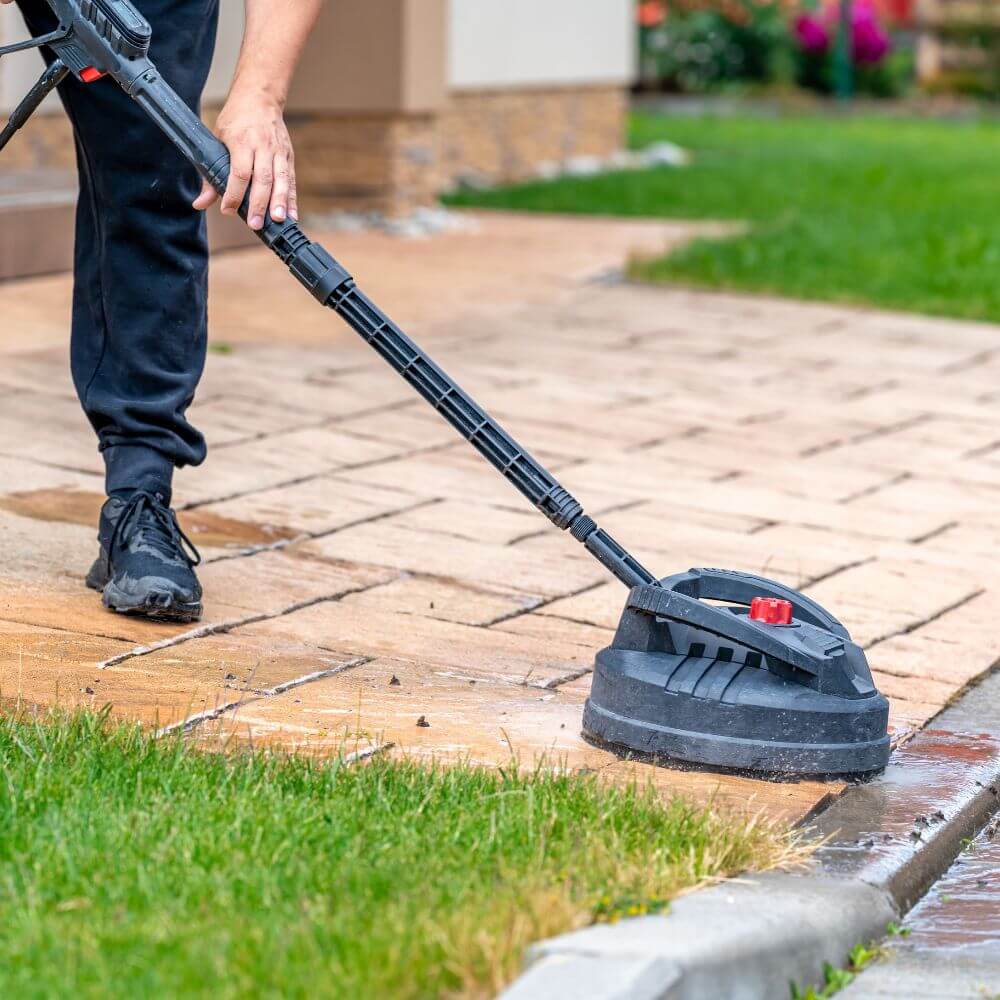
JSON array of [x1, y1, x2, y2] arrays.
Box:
[[0, 169, 256, 282]]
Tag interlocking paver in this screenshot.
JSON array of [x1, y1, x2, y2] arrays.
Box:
[[2, 211, 999, 823]]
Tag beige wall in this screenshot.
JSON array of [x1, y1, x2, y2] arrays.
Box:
[[448, 0, 636, 91], [0, 5, 53, 115], [288, 0, 446, 114], [3, 0, 636, 114]]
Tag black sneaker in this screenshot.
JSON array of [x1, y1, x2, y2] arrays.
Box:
[[86, 490, 203, 623]]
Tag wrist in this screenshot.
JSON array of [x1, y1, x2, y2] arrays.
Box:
[[226, 77, 288, 112]]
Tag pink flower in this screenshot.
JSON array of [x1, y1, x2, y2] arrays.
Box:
[[795, 13, 830, 53], [795, 2, 891, 65], [849, 0, 891, 62]]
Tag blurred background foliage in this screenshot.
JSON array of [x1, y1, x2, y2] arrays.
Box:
[[635, 0, 1000, 100]]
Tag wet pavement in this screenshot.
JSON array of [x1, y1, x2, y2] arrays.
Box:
[[837, 822, 1000, 999], [820, 671, 1000, 1000], [810, 728, 1000, 909], [4, 210, 1000, 824], [903, 819, 1000, 960]]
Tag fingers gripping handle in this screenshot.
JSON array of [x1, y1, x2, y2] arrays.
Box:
[[130, 69, 351, 304]]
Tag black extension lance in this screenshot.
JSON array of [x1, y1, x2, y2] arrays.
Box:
[[0, 0, 891, 778]]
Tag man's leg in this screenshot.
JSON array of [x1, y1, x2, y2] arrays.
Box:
[[16, 0, 220, 498], [16, 0, 220, 621]]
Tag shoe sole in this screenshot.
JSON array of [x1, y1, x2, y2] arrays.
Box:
[[87, 559, 203, 624]]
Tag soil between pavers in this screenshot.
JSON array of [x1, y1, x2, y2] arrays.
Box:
[[2, 211, 1000, 823]]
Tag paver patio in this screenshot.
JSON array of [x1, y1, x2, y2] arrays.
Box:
[[2, 210, 999, 824]]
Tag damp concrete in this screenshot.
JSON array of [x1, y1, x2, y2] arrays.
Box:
[[835, 671, 1000, 999], [809, 727, 1000, 910], [903, 821, 1000, 961]]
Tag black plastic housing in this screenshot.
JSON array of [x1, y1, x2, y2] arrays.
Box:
[[583, 570, 891, 776]]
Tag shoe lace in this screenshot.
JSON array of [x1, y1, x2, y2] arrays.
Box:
[[105, 491, 202, 576]]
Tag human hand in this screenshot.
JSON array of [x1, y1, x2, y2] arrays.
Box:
[[192, 87, 297, 229]]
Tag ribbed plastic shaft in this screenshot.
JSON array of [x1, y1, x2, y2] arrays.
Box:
[[251, 222, 660, 589]]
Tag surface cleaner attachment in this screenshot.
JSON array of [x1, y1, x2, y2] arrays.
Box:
[[2, 0, 892, 780], [583, 569, 891, 777]]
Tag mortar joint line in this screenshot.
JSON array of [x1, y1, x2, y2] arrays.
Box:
[[99, 576, 404, 670], [179, 439, 463, 512], [155, 656, 373, 738], [864, 588, 987, 652], [202, 497, 441, 565]]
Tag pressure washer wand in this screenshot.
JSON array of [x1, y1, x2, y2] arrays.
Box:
[[135, 74, 659, 591], [12, 0, 660, 591]]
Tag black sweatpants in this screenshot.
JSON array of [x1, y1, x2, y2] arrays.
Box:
[[16, 0, 220, 500]]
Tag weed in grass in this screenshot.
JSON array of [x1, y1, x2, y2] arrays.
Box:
[[447, 113, 1000, 323], [0, 707, 809, 999]]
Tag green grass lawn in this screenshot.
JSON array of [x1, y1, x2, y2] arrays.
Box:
[[446, 112, 1000, 322], [0, 710, 802, 999]]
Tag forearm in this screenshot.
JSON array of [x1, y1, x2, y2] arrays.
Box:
[[231, 0, 324, 107]]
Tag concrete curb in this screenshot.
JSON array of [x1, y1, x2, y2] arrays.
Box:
[[503, 874, 895, 1000], [500, 718, 1000, 1000]]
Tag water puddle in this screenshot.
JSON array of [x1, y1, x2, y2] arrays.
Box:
[[900, 819, 1000, 959], [0, 488, 297, 549]]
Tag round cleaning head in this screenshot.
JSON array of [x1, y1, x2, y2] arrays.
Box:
[[582, 568, 891, 779]]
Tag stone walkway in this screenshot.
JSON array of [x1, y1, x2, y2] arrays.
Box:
[[2, 211, 999, 824]]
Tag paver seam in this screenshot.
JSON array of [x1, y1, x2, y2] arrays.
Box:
[[836, 471, 913, 506], [211, 414, 339, 451], [155, 655, 373, 736], [98, 576, 406, 669], [178, 438, 464, 512], [0, 450, 103, 479], [938, 347, 998, 375], [209, 397, 424, 452], [962, 437, 1000, 460], [0, 614, 142, 647], [863, 589, 987, 651], [799, 557, 877, 590], [909, 521, 960, 545], [841, 379, 900, 401], [342, 741, 394, 765], [800, 413, 934, 459], [528, 667, 593, 690], [745, 518, 781, 536], [202, 497, 442, 565], [481, 581, 607, 628]]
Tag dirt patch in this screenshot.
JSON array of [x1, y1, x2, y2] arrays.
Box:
[[0, 488, 298, 549]]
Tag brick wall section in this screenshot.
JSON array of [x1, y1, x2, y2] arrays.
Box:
[[439, 85, 627, 188], [1, 84, 627, 216], [287, 112, 440, 217]]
